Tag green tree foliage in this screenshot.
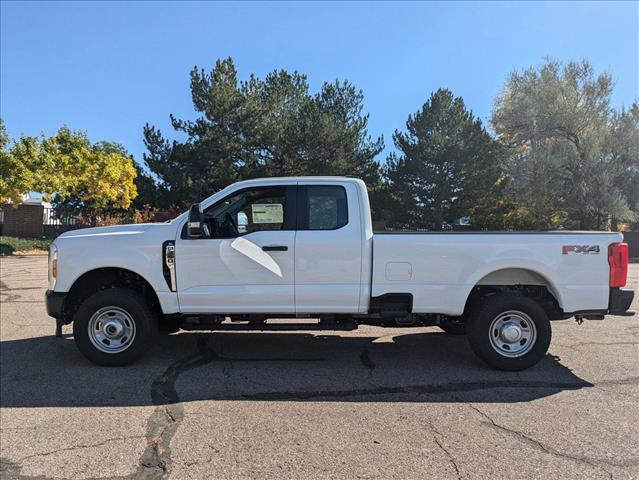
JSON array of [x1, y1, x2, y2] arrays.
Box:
[[51, 137, 139, 224], [381, 89, 506, 229], [5, 58, 634, 233], [605, 103, 639, 230], [1, 119, 58, 205], [141, 58, 383, 208], [0, 124, 137, 224], [1, 119, 29, 205], [492, 59, 639, 230]]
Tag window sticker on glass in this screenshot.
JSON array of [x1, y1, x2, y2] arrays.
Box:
[[251, 203, 283, 224]]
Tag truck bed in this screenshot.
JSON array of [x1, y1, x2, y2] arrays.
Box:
[[371, 231, 623, 315]]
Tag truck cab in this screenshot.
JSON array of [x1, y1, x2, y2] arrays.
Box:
[[175, 177, 369, 314]]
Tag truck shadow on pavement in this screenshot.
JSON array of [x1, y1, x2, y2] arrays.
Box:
[[0, 330, 593, 408]]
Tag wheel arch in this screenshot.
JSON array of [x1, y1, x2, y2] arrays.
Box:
[[63, 267, 162, 322], [463, 267, 564, 319]]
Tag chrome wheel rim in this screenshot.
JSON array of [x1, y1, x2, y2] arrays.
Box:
[[488, 310, 536, 358], [88, 306, 136, 354]]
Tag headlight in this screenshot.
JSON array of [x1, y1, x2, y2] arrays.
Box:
[[48, 244, 58, 289]]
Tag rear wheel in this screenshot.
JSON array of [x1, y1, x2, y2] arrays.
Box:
[[73, 288, 157, 366], [466, 293, 551, 371]]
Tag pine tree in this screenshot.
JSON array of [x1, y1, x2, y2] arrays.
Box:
[[382, 89, 505, 229], [139, 58, 383, 208]]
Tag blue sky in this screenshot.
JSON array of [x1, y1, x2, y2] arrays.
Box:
[[1, 1, 637, 165]]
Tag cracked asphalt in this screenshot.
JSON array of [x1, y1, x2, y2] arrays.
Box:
[[1, 256, 638, 480]]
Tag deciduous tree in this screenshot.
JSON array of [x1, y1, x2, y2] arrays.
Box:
[[0, 123, 137, 225], [1, 119, 33, 205], [51, 132, 138, 224], [492, 59, 638, 229]]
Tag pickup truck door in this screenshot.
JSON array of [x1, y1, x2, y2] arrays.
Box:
[[294, 182, 363, 313], [175, 185, 297, 314]]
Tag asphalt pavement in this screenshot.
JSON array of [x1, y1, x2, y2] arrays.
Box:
[[1, 256, 637, 479]]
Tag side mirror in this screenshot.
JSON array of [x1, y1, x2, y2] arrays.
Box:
[[187, 203, 204, 238]]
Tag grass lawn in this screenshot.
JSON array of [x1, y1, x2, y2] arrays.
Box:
[[0, 236, 53, 255]]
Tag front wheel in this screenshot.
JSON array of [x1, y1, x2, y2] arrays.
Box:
[[466, 293, 551, 371], [73, 288, 157, 366]]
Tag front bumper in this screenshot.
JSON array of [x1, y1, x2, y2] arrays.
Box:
[[609, 288, 635, 315], [45, 290, 67, 318]]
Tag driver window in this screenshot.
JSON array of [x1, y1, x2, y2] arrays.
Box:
[[205, 187, 287, 238]]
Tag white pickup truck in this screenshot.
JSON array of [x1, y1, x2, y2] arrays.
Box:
[[46, 177, 634, 370]]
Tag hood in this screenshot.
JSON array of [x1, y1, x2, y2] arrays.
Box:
[[57, 223, 156, 239]]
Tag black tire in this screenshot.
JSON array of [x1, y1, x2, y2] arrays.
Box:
[[158, 315, 180, 334], [438, 317, 466, 335], [72, 288, 157, 366], [466, 293, 551, 371]]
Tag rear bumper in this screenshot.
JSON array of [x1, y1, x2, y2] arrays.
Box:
[[609, 288, 635, 315], [45, 290, 67, 318]]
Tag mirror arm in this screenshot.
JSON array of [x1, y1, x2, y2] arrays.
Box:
[[187, 204, 205, 239]]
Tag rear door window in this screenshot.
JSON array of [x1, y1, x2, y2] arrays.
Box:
[[301, 186, 348, 230]]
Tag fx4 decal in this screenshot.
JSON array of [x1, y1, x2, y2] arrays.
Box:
[[562, 245, 600, 255]]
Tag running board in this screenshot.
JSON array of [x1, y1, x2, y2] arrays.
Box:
[[179, 321, 358, 332]]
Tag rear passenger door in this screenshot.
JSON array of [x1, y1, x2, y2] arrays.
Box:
[[294, 182, 363, 313]]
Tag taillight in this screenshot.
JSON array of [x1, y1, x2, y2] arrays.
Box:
[[608, 242, 629, 287]]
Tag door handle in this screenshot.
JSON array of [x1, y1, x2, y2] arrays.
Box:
[[262, 245, 288, 251]]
